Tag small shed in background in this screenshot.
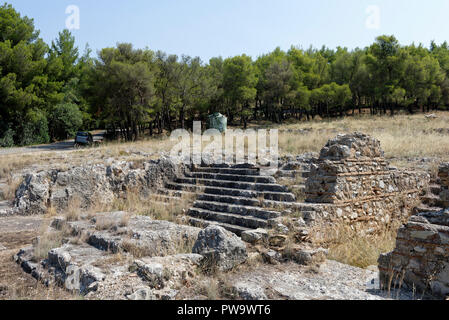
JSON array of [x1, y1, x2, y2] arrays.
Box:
[[206, 112, 227, 133]]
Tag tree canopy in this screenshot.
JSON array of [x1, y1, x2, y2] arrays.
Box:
[[1, 3, 449, 145]]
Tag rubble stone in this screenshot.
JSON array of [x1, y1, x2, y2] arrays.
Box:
[[304, 132, 429, 230], [379, 164, 449, 299], [192, 225, 248, 271]]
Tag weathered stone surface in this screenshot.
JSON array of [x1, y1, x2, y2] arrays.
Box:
[[233, 282, 267, 300], [319, 132, 383, 160], [134, 254, 202, 290], [54, 213, 201, 257], [268, 235, 288, 247], [303, 132, 429, 231], [289, 247, 329, 266], [439, 163, 449, 190], [379, 204, 449, 298], [126, 288, 156, 300], [192, 225, 248, 271], [12, 158, 183, 215], [225, 260, 408, 300], [14, 172, 50, 214], [133, 260, 165, 289], [261, 249, 283, 265], [241, 229, 268, 244]]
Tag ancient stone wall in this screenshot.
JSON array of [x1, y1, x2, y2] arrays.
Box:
[[378, 210, 449, 298], [439, 163, 449, 208], [378, 164, 449, 299], [304, 133, 429, 229]]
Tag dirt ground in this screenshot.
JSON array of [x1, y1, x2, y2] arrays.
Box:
[[0, 216, 75, 300]]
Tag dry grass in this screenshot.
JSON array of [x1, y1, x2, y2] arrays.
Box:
[[94, 216, 116, 231], [318, 223, 400, 269], [110, 191, 195, 224], [277, 112, 449, 162], [0, 136, 175, 182], [32, 227, 64, 261], [1, 112, 448, 185], [65, 196, 82, 222], [1, 175, 22, 201]]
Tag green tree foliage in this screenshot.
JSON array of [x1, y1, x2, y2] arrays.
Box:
[[20, 108, 49, 146], [3, 3, 449, 146], [88, 43, 156, 141], [48, 103, 83, 141], [222, 55, 257, 128], [0, 4, 89, 145]]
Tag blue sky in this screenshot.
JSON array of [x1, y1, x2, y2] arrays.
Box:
[[7, 0, 449, 62]]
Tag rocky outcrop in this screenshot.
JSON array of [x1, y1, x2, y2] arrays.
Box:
[[15, 244, 107, 295], [15, 214, 202, 298], [232, 281, 267, 300], [53, 212, 201, 257], [192, 225, 248, 271], [12, 158, 183, 215]]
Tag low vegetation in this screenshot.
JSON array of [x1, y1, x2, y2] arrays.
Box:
[[315, 223, 401, 269]]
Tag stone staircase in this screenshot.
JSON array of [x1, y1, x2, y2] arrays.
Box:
[[155, 164, 298, 236], [415, 177, 447, 214]]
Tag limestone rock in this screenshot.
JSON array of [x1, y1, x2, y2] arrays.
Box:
[[11, 158, 183, 215], [241, 229, 268, 244], [192, 225, 248, 271], [14, 172, 50, 215], [268, 235, 287, 247], [290, 247, 328, 266], [319, 132, 384, 160], [126, 288, 156, 300], [233, 282, 267, 300], [261, 249, 283, 265], [134, 260, 165, 289]]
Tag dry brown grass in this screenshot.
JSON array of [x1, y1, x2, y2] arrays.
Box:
[[112, 191, 195, 224], [317, 223, 400, 269], [1, 175, 22, 201], [94, 216, 116, 231], [65, 196, 82, 222], [277, 112, 449, 162], [32, 227, 64, 261], [1, 112, 448, 186]]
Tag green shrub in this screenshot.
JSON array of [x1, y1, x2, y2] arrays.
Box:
[[0, 128, 15, 147], [20, 109, 50, 146], [49, 103, 83, 141]]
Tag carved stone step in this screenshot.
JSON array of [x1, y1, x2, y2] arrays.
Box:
[[184, 171, 276, 184], [192, 200, 280, 220], [175, 177, 289, 193], [188, 208, 268, 230], [188, 217, 254, 236], [165, 182, 295, 202], [191, 166, 260, 176]]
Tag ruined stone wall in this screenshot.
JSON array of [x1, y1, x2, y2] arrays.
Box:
[[378, 163, 449, 299], [378, 211, 449, 298], [304, 133, 429, 229], [439, 163, 449, 208]]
